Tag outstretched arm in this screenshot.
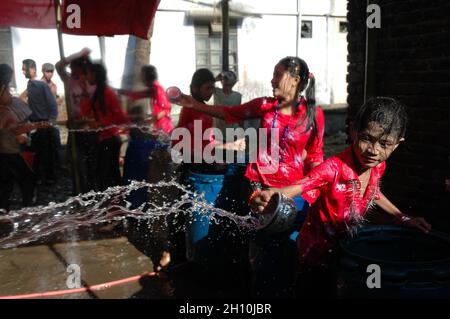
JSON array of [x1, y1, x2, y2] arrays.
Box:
[[375, 192, 431, 233], [176, 94, 226, 119], [12, 121, 51, 135], [250, 183, 305, 213]]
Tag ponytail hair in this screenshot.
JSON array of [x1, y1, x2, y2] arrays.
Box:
[[278, 56, 317, 134]]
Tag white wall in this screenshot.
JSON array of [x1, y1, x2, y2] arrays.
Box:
[[11, 27, 128, 95], [150, 11, 196, 96], [236, 15, 298, 101], [152, 0, 348, 107]]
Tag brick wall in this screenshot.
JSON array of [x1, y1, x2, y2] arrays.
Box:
[[347, 0, 450, 230]]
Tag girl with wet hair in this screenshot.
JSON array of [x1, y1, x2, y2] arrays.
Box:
[[80, 62, 128, 191], [174, 57, 324, 298], [251, 97, 430, 298]]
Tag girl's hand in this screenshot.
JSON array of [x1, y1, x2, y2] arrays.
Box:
[[80, 47, 92, 57], [402, 216, 432, 233], [15, 134, 29, 144], [144, 117, 155, 125], [176, 94, 195, 108], [250, 189, 276, 214]]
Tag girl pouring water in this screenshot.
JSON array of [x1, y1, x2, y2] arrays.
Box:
[[251, 97, 431, 297]]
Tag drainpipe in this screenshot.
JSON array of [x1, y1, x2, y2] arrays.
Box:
[[364, 0, 378, 102], [296, 0, 302, 57], [222, 0, 229, 71]]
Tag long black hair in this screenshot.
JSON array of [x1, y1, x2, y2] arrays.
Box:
[[141, 65, 158, 84], [278, 56, 317, 134], [89, 63, 108, 115]]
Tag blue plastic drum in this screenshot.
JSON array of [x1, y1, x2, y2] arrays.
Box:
[[338, 225, 450, 298], [185, 164, 247, 267]]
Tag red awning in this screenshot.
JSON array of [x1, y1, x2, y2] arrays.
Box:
[[0, 0, 160, 39], [0, 0, 56, 29]]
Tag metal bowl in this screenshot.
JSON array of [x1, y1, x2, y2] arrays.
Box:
[[254, 192, 297, 234]]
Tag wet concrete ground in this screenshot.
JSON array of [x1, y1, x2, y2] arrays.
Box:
[[0, 224, 250, 299], [0, 231, 159, 299]]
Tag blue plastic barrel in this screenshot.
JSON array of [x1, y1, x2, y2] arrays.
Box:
[[185, 164, 247, 267], [338, 225, 450, 298], [123, 138, 157, 208]]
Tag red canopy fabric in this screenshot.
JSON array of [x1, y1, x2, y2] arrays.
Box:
[[0, 0, 56, 29], [0, 0, 160, 39], [61, 0, 160, 39]]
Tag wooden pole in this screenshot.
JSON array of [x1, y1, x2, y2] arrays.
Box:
[[53, 0, 81, 194], [98, 36, 106, 63]]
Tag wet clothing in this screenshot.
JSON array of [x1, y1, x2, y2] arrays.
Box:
[[174, 105, 214, 163], [80, 87, 128, 142], [67, 78, 96, 121], [80, 86, 127, 190], [297, 146, 386, 267], [222, 96, 325, 198], [150, 81, 174, 134]]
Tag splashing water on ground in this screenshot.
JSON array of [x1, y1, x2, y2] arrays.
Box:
[[0, 180, 260, 249]]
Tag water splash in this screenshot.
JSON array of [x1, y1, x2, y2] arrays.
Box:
[[68, 124, 171, 145], [0, 180, 260, 250]]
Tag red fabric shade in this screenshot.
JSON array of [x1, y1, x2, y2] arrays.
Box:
[[0, 0, 160, 39], [0, 0, 56, 29], [61, 0, 160, 39]]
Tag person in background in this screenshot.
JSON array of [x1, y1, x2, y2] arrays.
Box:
[[120, 65, 173, 135], [22, 59, 59, 186], [41, 63, 62, 169], [213, 70, 245, 161], [120, 65, 174, 186], [0, 64, 49, 210], [41, 63, 58, 98], [56, 48, 97, 194], [80, 62, 128, 190]]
